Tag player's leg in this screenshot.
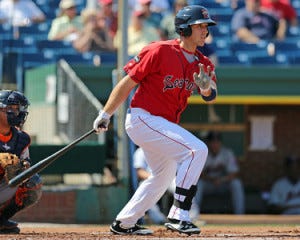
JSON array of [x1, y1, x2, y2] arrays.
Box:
[[112, 150, 177, 234], [162, 125, 207, 234], [0, 180, 19, 234], [229, 179, 245, 214], [0, 174, 42, 234], [126, 108, 207, 234]]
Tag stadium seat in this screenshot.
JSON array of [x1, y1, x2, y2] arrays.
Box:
[[18, 22, 50, 39], [292, 56, 300, 64], [274, 41, 300, 53], [291, 0, 300, 7], [287, 51, 300, 64], [209, 38, 233, 57], [44, 0, 61, 8], [0, 52, 3, 85], [216, 49, 232, 58], [218, 55, 249, 65], [20, 52, 56, 69], [250, 54, 290, 66], [37, 39, 72, 49], [286, 26, 300, 38], [231, 42, 270, 59], [231, 41, 268, 52], [211, 13, 233, 22], [97, 51, 117, 65], [0, 24, 17, 39], [1, 38, 37, 53], [214, 37, 232, 50], [57, 52, 98, 65], [210, 23, 231, 37], [36, 40, 77, 54]]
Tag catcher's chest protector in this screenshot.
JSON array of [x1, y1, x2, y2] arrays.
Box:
[[0, 128, 30, 158]]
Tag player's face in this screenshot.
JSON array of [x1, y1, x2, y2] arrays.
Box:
[[0, 107, 10, 128], [190, 23, 208, 47], [6, 105, 21, 116]]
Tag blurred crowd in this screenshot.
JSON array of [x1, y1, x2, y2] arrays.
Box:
[[0, 0, 298, 62]]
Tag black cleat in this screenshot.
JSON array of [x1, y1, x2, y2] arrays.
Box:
[[110, 220, 153, 235], [165, 218, 200, 235], [0, 218, 20, 234]]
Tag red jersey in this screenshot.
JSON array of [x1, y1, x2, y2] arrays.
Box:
[[124, 39, 216, 124], [261, 0, 297, 22]]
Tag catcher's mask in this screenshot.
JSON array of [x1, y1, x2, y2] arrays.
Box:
[[175, 5, 216, 37], [0, 90, 30, 127]]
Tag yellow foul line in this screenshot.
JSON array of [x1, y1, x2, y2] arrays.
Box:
[[188, 95, 300, 105]]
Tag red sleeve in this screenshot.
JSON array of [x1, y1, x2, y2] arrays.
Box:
[[124, 44, 161, 83]]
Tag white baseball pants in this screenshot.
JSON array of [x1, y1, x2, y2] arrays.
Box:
[[115, 108, 208, 227]]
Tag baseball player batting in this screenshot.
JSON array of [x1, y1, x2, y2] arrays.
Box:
[[93, 5, 218, 236]]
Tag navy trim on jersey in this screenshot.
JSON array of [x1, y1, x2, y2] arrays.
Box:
[[202, 88, 216, 102]]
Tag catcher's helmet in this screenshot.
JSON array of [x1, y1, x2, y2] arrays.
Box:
[[175, 5, 216, 37], [0, 90, 30, 127]]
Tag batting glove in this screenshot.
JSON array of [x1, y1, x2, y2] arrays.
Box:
[[93, 110, 111, 133], [193, 64, 214, 94]]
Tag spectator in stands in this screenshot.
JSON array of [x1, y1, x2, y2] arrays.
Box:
[[260, 0, 298, 27], [86, 0, 98, 9], [0, 0, 45, 26], [129, 0, 171, 17], [149, 0, 171, 14], [160, 0, 188, 40], [113, 8, 160, 56], [231, 0, 286, 43], [214, 0, 245, 10], [268, 155, 300, 214], [97, 0, 118, 38], [191, 131, 245, 217], [137, 0, 163, 29], [133, 147, 175, 224], [48, 0, 83, 41], [72, 8, 116, 52]]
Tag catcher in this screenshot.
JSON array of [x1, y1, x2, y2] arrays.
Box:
[[0, 90, 42, 234]]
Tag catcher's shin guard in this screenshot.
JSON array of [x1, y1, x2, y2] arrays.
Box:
[[0, 174, 42, 220], [17, 174, 42, 207], [0, 198, 22, 221]]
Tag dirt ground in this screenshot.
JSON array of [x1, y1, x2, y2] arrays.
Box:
[[1, 215, 300, 240]]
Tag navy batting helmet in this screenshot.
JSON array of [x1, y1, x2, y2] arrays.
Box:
[[175, 5, 216, 37], [0, 90, 30, 127]]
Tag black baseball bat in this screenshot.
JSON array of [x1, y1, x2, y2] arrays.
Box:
[[8, 129, 96, 187]]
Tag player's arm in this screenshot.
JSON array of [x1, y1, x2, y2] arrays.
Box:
[[276, 19, 286, 41], [136, 168, 151, 181], [217, 172, 239, 184], [236, 27, 260, 44], [93, 75, 138, 132], [103, 75, 138, 115]]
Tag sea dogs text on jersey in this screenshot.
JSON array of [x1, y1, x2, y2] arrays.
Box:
[[163, 75, 196, 92]]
